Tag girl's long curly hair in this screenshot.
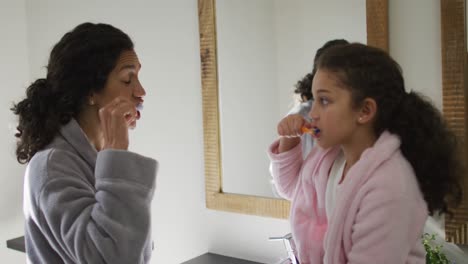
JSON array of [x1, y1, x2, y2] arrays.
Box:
[[294, 39, 349, 102], [11, 22, 134, 164], [317, 43, 463, 216]]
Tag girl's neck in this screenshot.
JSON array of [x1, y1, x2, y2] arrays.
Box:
[[341, 128, 377, 177]]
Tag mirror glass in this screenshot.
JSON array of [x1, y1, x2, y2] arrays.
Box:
[[216, 0, 367, 197]]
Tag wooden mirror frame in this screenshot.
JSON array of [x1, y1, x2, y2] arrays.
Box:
[[441, 0, 468, 244], [197, 0, 388, 218]]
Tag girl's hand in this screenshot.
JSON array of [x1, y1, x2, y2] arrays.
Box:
[[277, 114, 310, 153], [99, 96, 138, 150], [277, 114, 309, 138]]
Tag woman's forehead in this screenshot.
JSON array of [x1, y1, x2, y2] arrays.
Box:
[[115, 50, 141, 71]]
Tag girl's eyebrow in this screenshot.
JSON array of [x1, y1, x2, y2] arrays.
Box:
[[315, 89, 331, 94]]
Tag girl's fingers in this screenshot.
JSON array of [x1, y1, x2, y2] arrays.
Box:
[[277, 115, 306, 138]]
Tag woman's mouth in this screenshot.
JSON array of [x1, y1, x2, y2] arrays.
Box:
[[136, 103, 143, 120]]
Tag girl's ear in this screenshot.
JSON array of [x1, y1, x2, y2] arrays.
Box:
[[357, 98, 377, 124]]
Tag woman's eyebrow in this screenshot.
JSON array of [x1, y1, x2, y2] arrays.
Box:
[[119, 63, 141, 72]]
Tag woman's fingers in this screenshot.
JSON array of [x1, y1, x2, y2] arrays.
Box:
[[99, 96, 138, 150]]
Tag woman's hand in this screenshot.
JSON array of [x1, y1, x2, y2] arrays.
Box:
[[277, 114, 309, 153], [99, 96, 138, 150]]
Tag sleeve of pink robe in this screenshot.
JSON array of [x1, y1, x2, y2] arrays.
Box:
[[267, 139, 306, 200]]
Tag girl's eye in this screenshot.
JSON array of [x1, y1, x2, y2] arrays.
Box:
[[320, 97, 329, 105], [123, 79, 131, 85]]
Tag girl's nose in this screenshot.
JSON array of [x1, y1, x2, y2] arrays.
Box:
[[308, 103, 319, 121]]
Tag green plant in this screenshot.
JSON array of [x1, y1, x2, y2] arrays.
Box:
[[423, 233, 452, 264]]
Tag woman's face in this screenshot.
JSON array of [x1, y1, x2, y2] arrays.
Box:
[[93, 49, 146, 128]]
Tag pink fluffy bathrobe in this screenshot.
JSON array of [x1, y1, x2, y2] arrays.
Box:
[[268, 131, 428, 264]]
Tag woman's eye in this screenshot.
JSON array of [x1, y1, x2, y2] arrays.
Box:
[[123, 79, 131, 85]]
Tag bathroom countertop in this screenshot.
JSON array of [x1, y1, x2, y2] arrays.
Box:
[[7, 237, 267, 264], [6, 236, 25, 253], [181, 253, 265, 264]]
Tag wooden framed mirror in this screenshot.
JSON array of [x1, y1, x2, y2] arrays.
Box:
[[198, 0, 468, 245], [197, 0, 388, 218]]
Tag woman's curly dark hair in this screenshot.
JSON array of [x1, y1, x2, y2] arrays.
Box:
[[11, 22, 134, 164], [317, 43, 463, 216], [294, 39, 349, 102]]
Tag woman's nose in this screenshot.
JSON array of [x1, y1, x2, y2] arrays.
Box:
[[133, 79, 146, 97]]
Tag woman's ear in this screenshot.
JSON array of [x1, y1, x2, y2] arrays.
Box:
[[87, 94, 96, 106], [357, 98, 377, 124]]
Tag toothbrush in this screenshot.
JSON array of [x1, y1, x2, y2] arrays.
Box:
[[136, 104, 144, 111], [136, 103, 143, 119], [301, 126, 320, 136]]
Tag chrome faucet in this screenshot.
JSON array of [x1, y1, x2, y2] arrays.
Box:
[[269, 233, 299, 264]]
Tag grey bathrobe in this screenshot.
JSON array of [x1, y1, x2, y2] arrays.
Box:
[[23, 119, 158, 264]]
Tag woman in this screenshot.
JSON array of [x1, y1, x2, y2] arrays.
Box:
[[13, 22, 157, 264]]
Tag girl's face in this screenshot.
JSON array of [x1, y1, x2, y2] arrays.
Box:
[[93, 50, 146, 128], [309, 69, 361, 149]]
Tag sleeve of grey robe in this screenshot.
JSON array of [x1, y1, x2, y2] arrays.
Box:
[[36, 148, 157, 264]]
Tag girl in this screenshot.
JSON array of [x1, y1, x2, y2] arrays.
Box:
[[268, 43, 462, 263]]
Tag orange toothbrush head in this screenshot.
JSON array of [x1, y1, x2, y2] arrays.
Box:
[[301, 126, 320, 136]]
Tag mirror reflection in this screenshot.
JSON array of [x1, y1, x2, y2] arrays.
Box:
[[216, 0, 366, 197]]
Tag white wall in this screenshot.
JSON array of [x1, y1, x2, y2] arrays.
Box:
[[0, 0, 30, 263], [1, 0, 467, 263], [389, 0, 442, 108]]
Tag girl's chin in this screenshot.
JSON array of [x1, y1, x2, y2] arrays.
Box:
[[315, 138, 331, 149]]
